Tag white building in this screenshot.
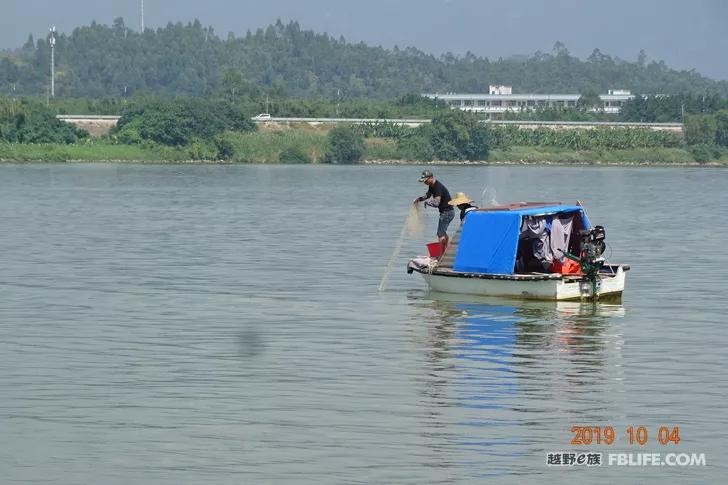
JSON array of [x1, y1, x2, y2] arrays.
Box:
[[489, 85, 512, 95], [423, 88, 634, 114]]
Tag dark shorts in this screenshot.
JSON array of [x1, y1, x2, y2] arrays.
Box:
[[437, 210, 455, 238]]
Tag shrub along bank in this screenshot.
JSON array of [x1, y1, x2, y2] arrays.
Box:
[[0, 99, 88, 144], [682, 110, 728, 162], [1, 97, 726, 164]]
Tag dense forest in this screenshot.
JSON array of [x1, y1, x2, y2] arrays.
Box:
[[2, 18, 728, 99]]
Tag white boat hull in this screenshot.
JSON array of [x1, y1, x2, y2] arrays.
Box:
[[409, 259, 627, 301]]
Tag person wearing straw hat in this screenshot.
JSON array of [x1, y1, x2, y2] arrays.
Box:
[[449, 192, 479, 222], [413, 170, 454, 256]]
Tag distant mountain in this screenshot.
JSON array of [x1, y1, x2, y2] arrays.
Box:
[[1, 18, 727, 98]]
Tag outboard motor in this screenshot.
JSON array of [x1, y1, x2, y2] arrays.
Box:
[[578, 225, 606, 265], [564, 225, 607, 300]]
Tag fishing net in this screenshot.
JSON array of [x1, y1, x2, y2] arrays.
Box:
[[404, 204, 424, 237]]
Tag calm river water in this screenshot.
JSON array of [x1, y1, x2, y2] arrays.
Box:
[[1, 163, 726, 483]]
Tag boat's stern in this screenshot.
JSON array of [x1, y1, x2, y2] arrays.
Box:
[[557, 264, 629, 300]]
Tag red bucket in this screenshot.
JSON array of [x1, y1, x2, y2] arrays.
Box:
[[426, 242, 442, 258]]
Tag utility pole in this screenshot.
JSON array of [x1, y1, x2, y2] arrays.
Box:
[[49, 26, 56, 98], [265, 93, 269, 114], [336, 89, 340, 117], [141, 0, 145, 32]]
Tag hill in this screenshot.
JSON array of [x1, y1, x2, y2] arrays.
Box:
[[1, 18, 727, 98]]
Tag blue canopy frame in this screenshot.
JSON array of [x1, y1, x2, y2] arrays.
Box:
[[452, 205, 590, 274]]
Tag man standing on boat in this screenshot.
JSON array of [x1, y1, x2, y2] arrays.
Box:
[[413, 170, 454, 256]]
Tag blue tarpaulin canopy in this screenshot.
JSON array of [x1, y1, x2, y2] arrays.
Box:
[[453, 205, 589, 274]]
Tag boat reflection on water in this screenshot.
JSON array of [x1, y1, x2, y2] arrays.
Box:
[[415, 292, 626, 390], [408, 292, 626, 477]]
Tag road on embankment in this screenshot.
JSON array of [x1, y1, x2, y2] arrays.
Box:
[[56, 115, 684, 137]]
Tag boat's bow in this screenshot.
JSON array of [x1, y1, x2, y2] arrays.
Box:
[[407, 256, 438, 275]]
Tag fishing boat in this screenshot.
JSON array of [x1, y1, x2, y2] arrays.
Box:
[[407, 202, 629, 301]]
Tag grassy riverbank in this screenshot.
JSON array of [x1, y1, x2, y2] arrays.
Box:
[[487, 146, 713, 164], [5, 96, 728, 165], [2, 136, 726, 165], [0, 141, 188, 162]]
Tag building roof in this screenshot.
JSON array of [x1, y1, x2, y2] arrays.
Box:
[[599, 94, 635, 101], [424, 93, 581, 101], [424, 93, 635, 101]]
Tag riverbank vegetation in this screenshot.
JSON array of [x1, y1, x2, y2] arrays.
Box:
[[3, 138, 719, 165], [2, 97, 727, 164], [5, 91, 728, 124], [0, 98, 88, 143]]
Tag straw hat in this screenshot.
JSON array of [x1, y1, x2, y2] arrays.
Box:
[[449, 192, 474, 206]]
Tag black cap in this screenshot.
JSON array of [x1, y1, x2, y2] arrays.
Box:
[[419, 170, 433, 182]]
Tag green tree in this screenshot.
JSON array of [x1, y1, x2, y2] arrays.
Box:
[[324, 125, 364, 163], [683, 114, 717, 145], [577, 89, 602, 111], [427, 110, 489, 160], [222, 69, 261, 103], [688, 143, 722, 163], [0, 99, 87, 143], [620, 95, 650, 121], [714, 110, 728, 147], [396, 134, 434, 161], [114, 98, 256, 146], [279, 146, 311, 163]]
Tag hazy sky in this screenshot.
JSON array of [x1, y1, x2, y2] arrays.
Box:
[[2, 0, 727, 80]]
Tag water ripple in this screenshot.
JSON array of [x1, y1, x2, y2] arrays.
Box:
[[0, 164, 726, 483]]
